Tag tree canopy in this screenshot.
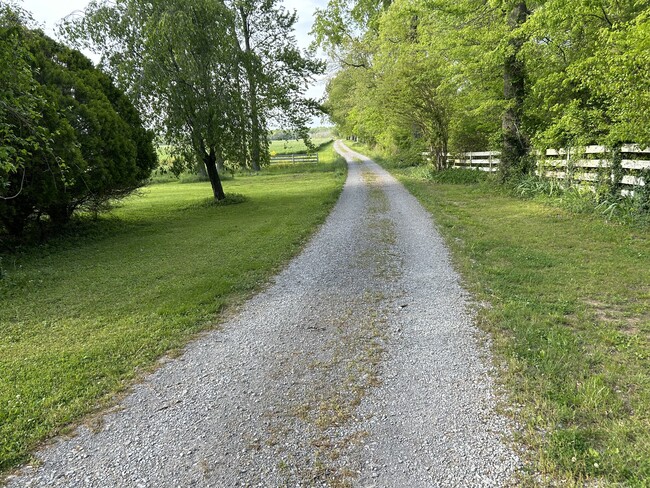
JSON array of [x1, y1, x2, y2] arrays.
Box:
[[316, 0, 650, 178], [64, 0, 324, 198], [231, 0, 325, 170]]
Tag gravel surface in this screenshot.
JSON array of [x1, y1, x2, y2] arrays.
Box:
[[5, 141, 520, 487]]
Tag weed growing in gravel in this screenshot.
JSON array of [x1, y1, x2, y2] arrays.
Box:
[[282, 168, 401, 485], [358, 171, 400, 281], [281, 293, 390, 486]]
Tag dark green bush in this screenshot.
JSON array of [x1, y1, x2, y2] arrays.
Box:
[[0, 9, 156, 237]]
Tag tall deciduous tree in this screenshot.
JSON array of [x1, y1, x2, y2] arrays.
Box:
[[500, 0, 530, 180], [64, 0, 247, 200], [65, 0, 323, 191], [229, 0, 325, 171], [320, 0, 504, 159]]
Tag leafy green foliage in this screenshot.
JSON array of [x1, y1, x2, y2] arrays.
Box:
[[0, 5, 47, 183], [230, 0, 325, 171], [0, 7, 156, 237], [417, 167, 490, 184], [320, 0, 506, 163], [322, 0, 650, 182], [522, 0, 650, 148], [64, 0, 250, 199], [513, 174, 650, 224]]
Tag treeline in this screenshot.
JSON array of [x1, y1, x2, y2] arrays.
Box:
[[269, 126, 335, 140], [315, 0, 650, 178]]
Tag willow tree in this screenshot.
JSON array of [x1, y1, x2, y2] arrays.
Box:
[[64, 0, 247, 200]]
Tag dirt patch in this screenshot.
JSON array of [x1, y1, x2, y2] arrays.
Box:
[[583, 298, 649, 335]]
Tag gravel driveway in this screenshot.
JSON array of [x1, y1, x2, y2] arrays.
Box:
[[6, 141, 520, 487]]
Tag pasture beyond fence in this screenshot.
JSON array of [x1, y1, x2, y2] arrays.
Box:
[[269, 153, 319, 164], [426, 145, 650, 194]]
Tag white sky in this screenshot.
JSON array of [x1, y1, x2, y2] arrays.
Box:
[[19, 0, 331, 125]]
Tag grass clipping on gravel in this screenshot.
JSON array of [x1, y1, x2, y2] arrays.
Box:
[[378, 160, 650, 485], [0, 143, 347, 475]]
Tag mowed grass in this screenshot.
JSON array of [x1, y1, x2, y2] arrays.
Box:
[[404, 177, 650, 485], [269, 137, 332, 155], [0, 143, 346, 474], [349, 142, 650, 485]]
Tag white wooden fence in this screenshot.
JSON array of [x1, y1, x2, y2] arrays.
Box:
[[426, 144, 650, 192], [540, 145, 649, 194], [447, 151, 501, 172], [269, 153, 319, 164]]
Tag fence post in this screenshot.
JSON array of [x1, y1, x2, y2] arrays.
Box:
[[469, 153, 473, 169]]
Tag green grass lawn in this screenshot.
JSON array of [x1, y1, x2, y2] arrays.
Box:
[[349, 142, 650, 485], [269, 138, 332, 155], [0, 143, 346, 475]]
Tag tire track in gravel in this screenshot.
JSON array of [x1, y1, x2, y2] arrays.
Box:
[[5, 140, 520, 487]]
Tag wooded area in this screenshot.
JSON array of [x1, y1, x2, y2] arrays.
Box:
[[316, 0, 650, 182]]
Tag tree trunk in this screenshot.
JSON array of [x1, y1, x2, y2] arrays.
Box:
[[240, 7, 262, 172], [47, 203, 72, 228], [501, 1, 529, 182], [249, 86, 261, 172], [203, 148, 226, 200], [196, 161, 208, 179], [440, 138, 448, 170]]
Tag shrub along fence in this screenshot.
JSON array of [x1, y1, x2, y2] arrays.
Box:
[[425, 145, 650, 195]]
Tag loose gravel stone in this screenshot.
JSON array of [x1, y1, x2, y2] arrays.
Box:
[[5, 141, 520, 487]]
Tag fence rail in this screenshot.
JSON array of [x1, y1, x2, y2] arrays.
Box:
[[425, 145, 649, 191], [269, 153, 319, 164]]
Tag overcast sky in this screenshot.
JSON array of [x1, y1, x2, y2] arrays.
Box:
[[19, 0, 331, 124]]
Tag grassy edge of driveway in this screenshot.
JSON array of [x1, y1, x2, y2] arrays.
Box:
[[0, 143, 347, 476], [348, 142, 650, 486]]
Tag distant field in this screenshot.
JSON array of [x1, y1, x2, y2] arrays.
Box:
[[155, 138, 334, 173], [269, 138, 332, 155], [0, 142, 346, 474]]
